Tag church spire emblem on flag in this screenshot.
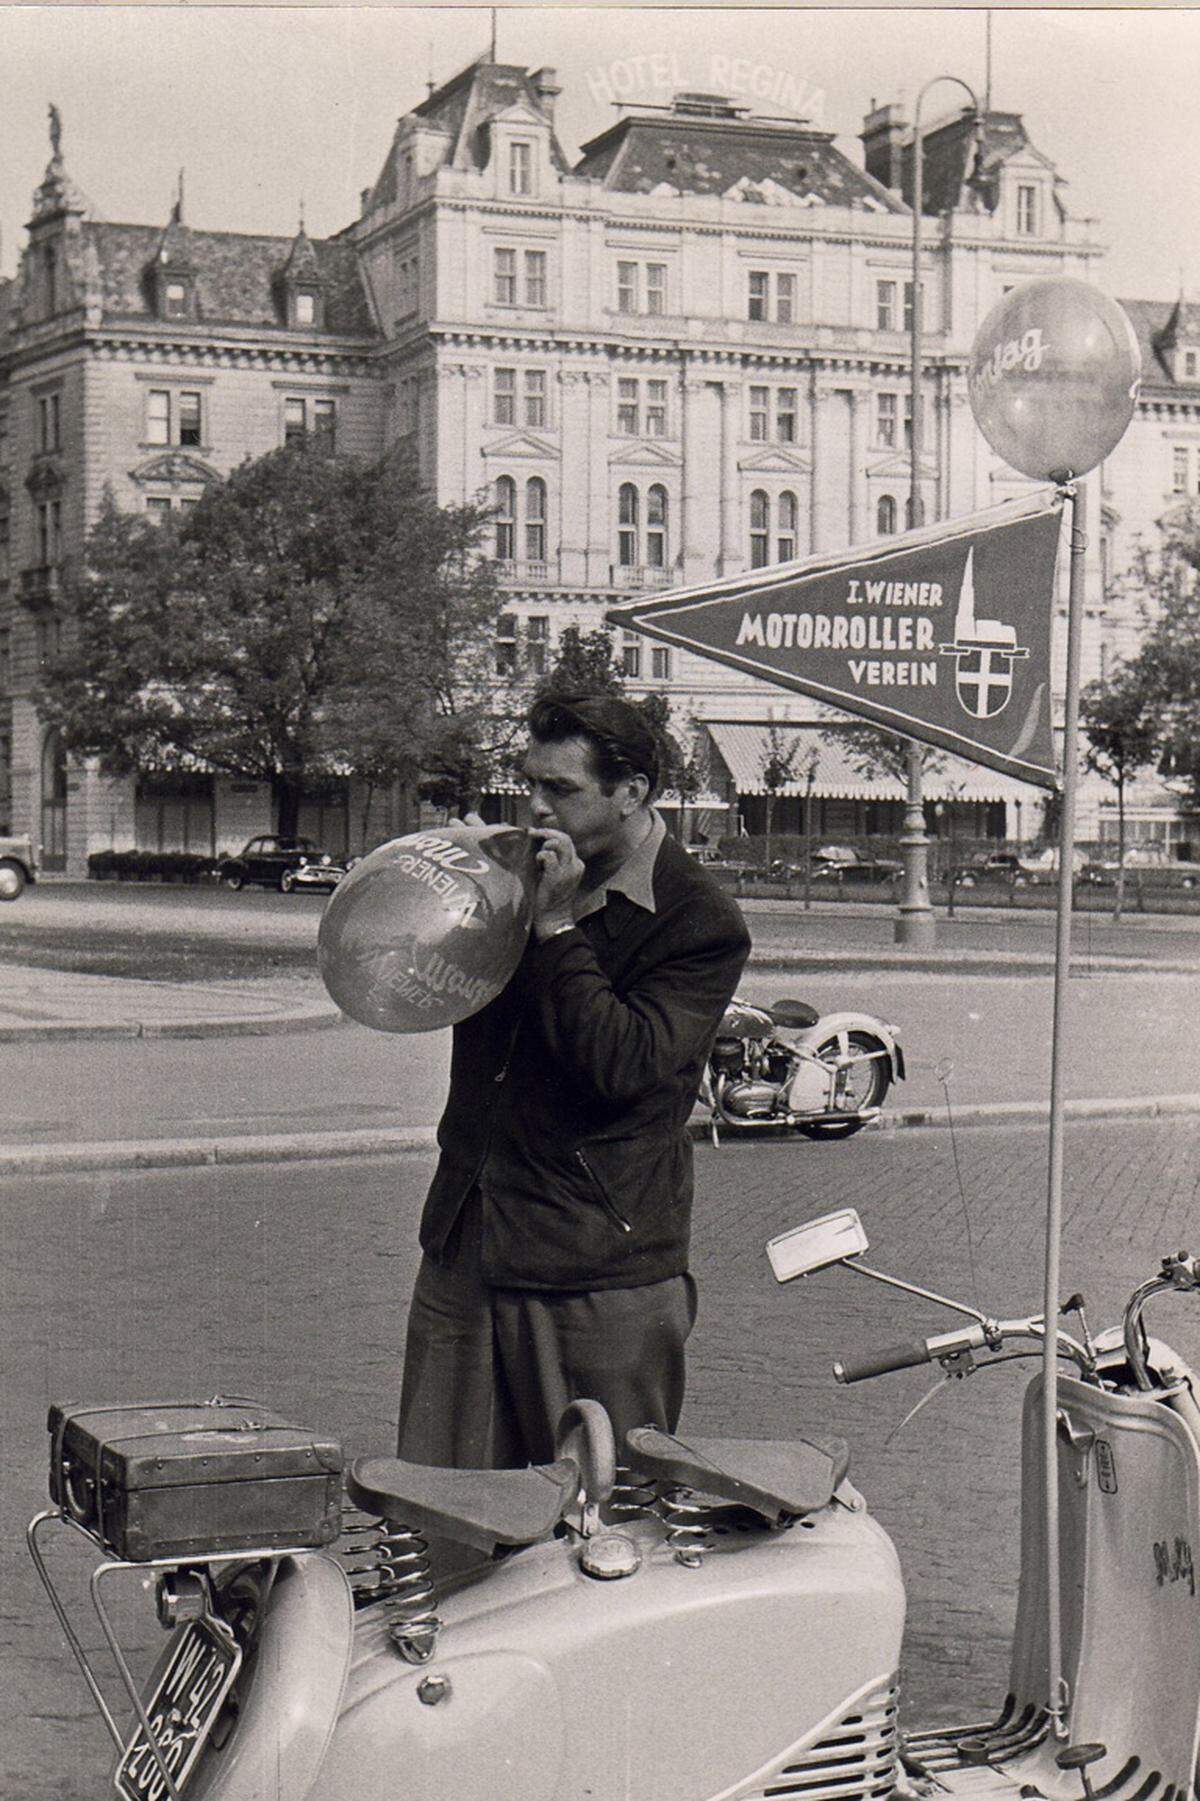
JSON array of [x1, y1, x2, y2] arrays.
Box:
[[938, 549, 1030, 720]]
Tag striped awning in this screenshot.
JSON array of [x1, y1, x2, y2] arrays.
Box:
[[703, 722, 1040, 804]]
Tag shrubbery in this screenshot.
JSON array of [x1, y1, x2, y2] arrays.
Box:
[[88, 850, 218, 883]]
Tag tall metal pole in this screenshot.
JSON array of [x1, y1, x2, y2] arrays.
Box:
[[896, 77, 978, 948], [1040, 477, 1087, 1739]]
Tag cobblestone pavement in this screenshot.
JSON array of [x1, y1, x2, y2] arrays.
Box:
[[4, 1115, 1199, 1798]]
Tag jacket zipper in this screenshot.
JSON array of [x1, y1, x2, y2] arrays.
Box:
[[575, 1149, 633, 1234]]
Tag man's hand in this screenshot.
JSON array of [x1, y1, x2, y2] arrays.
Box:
[[531, 828, 584, 939]]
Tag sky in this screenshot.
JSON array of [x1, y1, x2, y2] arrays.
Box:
[[1, 5, 1198, 302]]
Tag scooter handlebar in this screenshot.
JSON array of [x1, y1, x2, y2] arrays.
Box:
[[834, 1340, 933, 1384]]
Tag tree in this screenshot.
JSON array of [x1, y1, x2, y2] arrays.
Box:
[[1079, 666, 1158, 919], [759, 723, 802, 871], [821, 721, 947, 789], [38, 444, 501, 838], [1119, 505, 1200, 810]]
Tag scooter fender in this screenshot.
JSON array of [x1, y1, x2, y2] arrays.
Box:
[[187, 1553, 353, 1801], [792, 1012, 904, 1084]]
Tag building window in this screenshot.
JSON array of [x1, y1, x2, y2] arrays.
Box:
[[146, 497, 174, 521], [37, 498, 63, 566], [776, 389, 797, 444], [750, 489, 769, 568], [748, 270, 798, 323], [178, 392, 202, 448], [618, 483, 639, 566], [617, 377, 667, 438], [524, 250, 547, 307], [617, 378, 640, 436], [749, 386, 769, 443], [37, 391, 62, 453], [294, 291, 316, 326], [495, 612, 517, 675], [510, 141, 532, 196], [524, 369, 547, 429], [1184, 350, 1199, 380], [905, 494, 925, 530], [494, 247, 517, 305], [616, 260, 667, 316], [526, 614, 549, 674], [646, 379, 668, 437], [147, 389, 204, 448], [777, 490, 798, 561], [1172, 446, 1189, 494], [876, 280, 897, 332], [646, 485, 668, 568], [525, 479, 547, 562], [398, 374, 418, 437], [40, 244, 57, 315], [147, 390, 171, 446], [621, 630, 642, 678], [164, 280, 189, 319], [283, 397, 335, 449], [0, 629, 11, 693], [877, 495, 897, 535], [395, 249, 418, 318], [1016, 185, 1038, 236], [494, 476, 516, 561], [36, 615, 63, 667], [876, 393, 897, 449], [650, 645, 672, 681], [495, 367, 516, 426]]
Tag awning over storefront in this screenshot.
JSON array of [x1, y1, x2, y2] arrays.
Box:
[[703, 721, 1040, 805]]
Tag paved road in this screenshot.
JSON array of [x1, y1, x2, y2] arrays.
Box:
[[5, 1116, 1200, 1799]]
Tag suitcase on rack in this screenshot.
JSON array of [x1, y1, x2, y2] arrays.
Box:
[[47, 1399, 344, 1563]]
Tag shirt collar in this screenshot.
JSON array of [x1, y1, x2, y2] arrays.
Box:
[[574, 808, 665, 922]]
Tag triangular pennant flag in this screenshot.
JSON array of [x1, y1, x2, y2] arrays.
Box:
[[607, 493, 1065, 789]]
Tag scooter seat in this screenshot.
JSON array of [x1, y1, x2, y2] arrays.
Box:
[[347, 1455, 581, 1555], [624, 1428, 849, 1521], [769, 999, 820, 1030]]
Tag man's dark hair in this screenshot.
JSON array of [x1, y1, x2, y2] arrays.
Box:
[[526, 691, 660, 797]]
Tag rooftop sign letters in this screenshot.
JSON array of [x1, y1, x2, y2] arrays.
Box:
[[607, 494, 1065, 789]]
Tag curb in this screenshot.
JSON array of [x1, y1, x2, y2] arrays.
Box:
[[0, 1007, 347, 1043], [5, 1094, 1199, 1176]]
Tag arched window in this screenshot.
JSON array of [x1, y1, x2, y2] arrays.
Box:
[[525, 478, 546, 563], [749, 490, 769, 568], [618, 483, 639, 567], [905, 494, 925, 530], [777, 491, 797, 562], [494, 476, 516, 561], [646, 485, 668, 569], [876, 495, 897, 536]]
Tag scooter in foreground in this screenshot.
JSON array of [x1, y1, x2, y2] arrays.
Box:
[[700, 995, 904, 1143], [28, 1210, 1200, 1801]]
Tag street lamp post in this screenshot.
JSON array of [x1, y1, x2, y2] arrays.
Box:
[[895, 74, 980, 949]]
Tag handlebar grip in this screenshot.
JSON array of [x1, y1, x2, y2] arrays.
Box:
[[834, 1340, 934, 1384]]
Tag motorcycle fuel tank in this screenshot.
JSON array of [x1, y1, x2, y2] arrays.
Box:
[[308, 1498, 904, 1801]]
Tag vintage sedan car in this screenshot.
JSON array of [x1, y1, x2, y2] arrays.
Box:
[[0, 832, 37, 900], [219, 836, 351, 894], [810, 846, 903, 884], [949, 851, 1028, 889]]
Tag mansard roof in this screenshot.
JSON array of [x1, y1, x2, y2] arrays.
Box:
[[81, 221, 374, 333], [574, 109, 906, 212], [280, 225, 322, 283], [1121, 297, 1200, 394], [411, 57, 570, 173], [898, 109, 1060, 218]]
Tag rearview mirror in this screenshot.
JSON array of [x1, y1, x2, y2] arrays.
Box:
[[767, 1208, 868, 1283]]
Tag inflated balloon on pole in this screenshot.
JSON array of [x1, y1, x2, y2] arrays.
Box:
[[318, 825, 538, 1033], [968, 277, 1141, 481]]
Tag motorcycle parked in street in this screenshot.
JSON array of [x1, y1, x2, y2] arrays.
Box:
[[33, 1209, 1200, 1801], [699, 995, 904, 1143]]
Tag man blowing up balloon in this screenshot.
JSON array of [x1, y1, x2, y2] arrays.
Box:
[[326, 693, 751, 1472]]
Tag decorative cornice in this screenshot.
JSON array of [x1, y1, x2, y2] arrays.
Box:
[[89, 335, 381, 377]]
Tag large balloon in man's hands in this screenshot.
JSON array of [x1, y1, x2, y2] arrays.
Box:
[[968, 278, 1140, 481], [318, 826, 537, 1032]]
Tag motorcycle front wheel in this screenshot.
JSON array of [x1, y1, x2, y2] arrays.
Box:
[[801, 1030, 890, 1140]]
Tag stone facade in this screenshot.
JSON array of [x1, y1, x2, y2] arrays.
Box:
[[0, 68, 1193, 872]]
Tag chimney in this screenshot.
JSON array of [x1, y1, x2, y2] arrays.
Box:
[[531, 66, 562, 120], [360, 187, 372, 215], [860, 102, 908, 194]]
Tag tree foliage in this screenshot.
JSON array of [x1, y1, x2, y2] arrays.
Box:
[[1117, 505, 1200, 807], [820, 722, 946, 786], [38, 444, 502, 836]]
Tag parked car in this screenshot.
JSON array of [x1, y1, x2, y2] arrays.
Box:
[[811, 846, 903, 885], [1081, 853, 1199, 891], [219, 836, 351, 894], [0, 832, 37, 900], [949, 851, 1027, 889]]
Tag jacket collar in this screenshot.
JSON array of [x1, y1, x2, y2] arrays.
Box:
[[574, 808, 665, 926]]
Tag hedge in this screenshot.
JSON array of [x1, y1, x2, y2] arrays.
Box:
[[88, 850, 219, 883]]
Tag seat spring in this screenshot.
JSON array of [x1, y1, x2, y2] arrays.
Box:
[[608, 1466, 657, 1522], [378, 1521, 441, 1662], [663, 1487, 709, 1567]]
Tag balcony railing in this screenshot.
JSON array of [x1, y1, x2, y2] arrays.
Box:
[[493, 558, 559, 586], [19, 565, 60, 611], [608, 563, 675, 590]]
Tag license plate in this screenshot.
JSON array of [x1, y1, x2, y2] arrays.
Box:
[[114, 1617, 241, 1801]]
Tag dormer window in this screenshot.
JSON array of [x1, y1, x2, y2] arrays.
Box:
[[1016, 184, 1038, 237], [509, 140, 533, 196], [164, 280, 189, 318], [295, 291, 315, 326], [1183, 350, 1199, 381]]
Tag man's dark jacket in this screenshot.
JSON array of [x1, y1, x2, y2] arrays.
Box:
[[420, 831, 751, 1292]]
